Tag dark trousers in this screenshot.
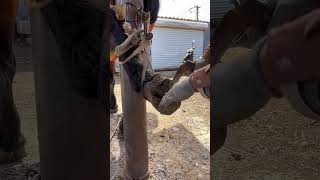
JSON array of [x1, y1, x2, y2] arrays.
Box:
[[0, 22, 23, 152], [110, 74, 117, 110]]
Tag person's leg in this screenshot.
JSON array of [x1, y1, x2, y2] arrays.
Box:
[[0, 0, 26, 163], [110, 74, 118, 113]]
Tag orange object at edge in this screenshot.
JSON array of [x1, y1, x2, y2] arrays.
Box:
[[110, 52, 118, 75]]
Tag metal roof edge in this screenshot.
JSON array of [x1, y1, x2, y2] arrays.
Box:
[[158, 16, 209, 23], [155, 17, 209, 30]]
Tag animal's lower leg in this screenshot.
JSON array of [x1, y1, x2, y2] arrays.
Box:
[[122, 59, 153, 93], [121, 59, 180, 115]]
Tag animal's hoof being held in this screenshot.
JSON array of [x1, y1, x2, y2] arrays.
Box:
[[143, 74, 181, 115]]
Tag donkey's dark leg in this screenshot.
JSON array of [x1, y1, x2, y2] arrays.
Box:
[[0, 21, 25, 163]]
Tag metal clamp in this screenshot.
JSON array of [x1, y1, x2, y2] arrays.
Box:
[[113, 7, 154, 88], [114, 30, 144, 57], [118, 33, 152, 65]]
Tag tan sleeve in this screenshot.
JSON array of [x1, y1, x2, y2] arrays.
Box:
[[201, 42, 212, 64]]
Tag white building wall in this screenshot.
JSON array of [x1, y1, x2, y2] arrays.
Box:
[[151, 27, 204, 70], [115, 17, 209, 72]]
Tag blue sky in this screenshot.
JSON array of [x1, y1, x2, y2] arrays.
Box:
[[158, 0, 210, 21]]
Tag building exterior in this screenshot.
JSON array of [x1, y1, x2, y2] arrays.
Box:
[[16, 0, 31, 34], [15, 1, 210, 71], [210, 0, 235, 43], [150, 17, 209, 70], [115, 17, 209, 72]]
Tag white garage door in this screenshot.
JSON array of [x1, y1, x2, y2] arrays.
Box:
[[151, 27, 204, 70]]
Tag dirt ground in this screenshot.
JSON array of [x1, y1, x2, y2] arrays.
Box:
[[1, 42, 211, 179], [211, 48, 320, 180], [2, 44, 320, 180], [110, 74, 210, 180]]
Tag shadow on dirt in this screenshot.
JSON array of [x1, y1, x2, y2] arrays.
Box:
[[0, 162, 40, 180], [149, 123, 210, 179]]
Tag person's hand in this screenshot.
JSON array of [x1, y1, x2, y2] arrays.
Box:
[[148, 23, 155, 33], [190, 64, 210, 91], [304, 9, 320, 39], [260, 8, 320, 97]]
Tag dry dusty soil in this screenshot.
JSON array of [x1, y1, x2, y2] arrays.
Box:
[[110, 73, 210, 180], [2, 44, 320, 180], [0, 43, 211, 180]]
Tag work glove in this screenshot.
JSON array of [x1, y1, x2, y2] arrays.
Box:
[[259, 8, 320, 97]]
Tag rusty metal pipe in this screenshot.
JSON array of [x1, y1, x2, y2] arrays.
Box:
[[31, 5, 107, 180], [120, 65, 149, 179]]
